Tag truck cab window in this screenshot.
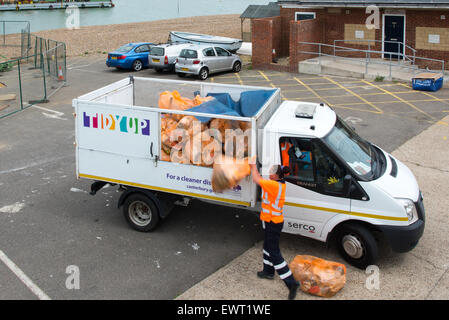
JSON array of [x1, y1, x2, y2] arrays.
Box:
[[312, 141, 346, 195], [280, 137, 346, 196]]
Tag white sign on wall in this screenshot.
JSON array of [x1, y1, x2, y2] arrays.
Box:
[[355, 30, 365, 39], [428, 34, 440, 44]]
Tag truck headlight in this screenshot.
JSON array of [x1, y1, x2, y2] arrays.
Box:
[[397, 199, 418, 224]]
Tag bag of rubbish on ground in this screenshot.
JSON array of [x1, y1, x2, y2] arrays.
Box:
[[211, 156, 251, 193], [289, 255, 346, 298]]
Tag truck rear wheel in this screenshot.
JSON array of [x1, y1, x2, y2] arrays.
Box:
[[123, 193, 160, 232], [335, 222, 378, 269]]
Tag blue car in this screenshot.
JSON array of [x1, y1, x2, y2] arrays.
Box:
[[106, 42, 155, 71]]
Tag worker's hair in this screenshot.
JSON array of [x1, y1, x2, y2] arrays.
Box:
[[269, 165, 290, 182]]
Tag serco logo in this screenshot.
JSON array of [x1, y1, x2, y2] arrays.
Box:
[[83, 111, 150, 136]]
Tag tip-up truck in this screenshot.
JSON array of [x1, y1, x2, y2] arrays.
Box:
[[73, 77, 425, 269]]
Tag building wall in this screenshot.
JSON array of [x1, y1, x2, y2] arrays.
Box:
[[254, 6, 449, 71]]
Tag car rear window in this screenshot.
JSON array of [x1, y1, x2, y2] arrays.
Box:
[[179, 49, 198, 59], [116, 45, 134, 53], [150, 47, 165, 56]]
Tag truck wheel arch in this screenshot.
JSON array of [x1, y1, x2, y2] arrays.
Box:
[[118, 187, 163, 217]]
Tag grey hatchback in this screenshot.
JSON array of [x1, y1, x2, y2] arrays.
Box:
[[175, 44, 242, 80]]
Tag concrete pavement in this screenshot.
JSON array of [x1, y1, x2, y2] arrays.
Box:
[[178, 116, 449, 300]]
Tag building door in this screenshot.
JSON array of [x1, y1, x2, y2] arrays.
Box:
[[383, 15, 405, 60]]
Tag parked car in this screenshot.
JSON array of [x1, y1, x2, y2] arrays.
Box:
[[175, 44, 242, 80], [106, 42, 155, 72], [148, 43, 192, 73]]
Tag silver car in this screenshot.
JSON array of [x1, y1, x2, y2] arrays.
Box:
[[148, 43, 192, 73], [175, 44, 242, 80]]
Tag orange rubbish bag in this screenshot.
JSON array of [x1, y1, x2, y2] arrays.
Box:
[[158, 91, 213, 121], [289, 255, 346, 298], [211, 156, 251, 193]]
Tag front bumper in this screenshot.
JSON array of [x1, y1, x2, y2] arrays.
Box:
[[378, 192, 425, 253]]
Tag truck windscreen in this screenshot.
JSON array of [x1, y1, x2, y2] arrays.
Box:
[[323, 117, 373, 179]]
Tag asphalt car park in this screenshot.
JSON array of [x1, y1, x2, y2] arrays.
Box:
[[1, 55, 448, 299]]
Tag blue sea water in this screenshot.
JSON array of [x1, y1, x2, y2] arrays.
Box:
[[0, 0, 271, 33]]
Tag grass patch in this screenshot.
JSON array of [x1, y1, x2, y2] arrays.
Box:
[[374, 75, 385, 82]]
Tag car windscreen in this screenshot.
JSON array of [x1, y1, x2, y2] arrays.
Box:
[[115, 45, 134, 53], [179, 49, 198, 59], [150, 47, 165, 56], [323, 117, 374, 179]]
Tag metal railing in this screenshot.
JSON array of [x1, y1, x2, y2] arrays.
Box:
[[298, 41, 445, 78], [333, 39, 417, 65]]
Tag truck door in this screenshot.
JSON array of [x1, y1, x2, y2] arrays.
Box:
[[280, 137, 350, 239]]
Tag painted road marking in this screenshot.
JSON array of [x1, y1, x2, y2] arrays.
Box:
[[0, 250, 51, 300], [32, 105, 67, 120], [325, 77, 383, 114], [293, 77, 333, 107], [397, 83, 449, 107], [361, 80, 448, 125]]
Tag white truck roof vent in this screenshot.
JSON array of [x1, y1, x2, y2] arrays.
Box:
[[295, 103, 317, 119]]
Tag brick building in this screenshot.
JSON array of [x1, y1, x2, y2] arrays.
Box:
[[252, 0, 449, 72]]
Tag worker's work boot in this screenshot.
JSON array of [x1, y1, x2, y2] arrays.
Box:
[[288, 281, 300, 300], [257, 270, 274, 280]]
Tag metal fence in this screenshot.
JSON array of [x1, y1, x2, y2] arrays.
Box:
[[297, 41, 446, 79], [0, 21, 67, 119], [0, 53, 47, 119]]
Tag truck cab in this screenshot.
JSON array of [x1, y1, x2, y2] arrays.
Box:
[[262, 101, 425, 268]]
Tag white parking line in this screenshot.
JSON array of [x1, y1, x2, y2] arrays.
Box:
[[0, 250, 51, 300]]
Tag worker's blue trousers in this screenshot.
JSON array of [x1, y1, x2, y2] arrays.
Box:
[[262, 220, 297, 287]]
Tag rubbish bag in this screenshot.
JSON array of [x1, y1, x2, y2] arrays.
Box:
[[211, 156, 251, 193], [158, 91, 213, 121], [289, 255, 346, 298]]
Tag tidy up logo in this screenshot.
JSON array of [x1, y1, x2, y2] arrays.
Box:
[[83, 111, 150, 136]]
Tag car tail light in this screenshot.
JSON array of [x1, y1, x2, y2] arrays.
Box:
[[164, 56, 168, 65], [193, 60, 200, 64], [108, 54, 111, 59], [118, 55, 126, 60]]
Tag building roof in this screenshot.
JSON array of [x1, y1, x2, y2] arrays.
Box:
[[277, 0, 449, 9], [240, 2, 280, 19]]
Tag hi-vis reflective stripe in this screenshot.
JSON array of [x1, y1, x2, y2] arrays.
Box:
[[263, 259, 273, 266], [284, 202, 408, 222], [79, 173, 251, 207], [280, 270, 292, 280], [274, 261, 287, 270], [272, 182, 283, 211]]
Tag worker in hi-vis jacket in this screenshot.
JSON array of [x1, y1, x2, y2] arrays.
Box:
[[249, 160, 300, 300]]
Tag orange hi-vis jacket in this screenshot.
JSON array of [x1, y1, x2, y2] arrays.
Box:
[[280, 142, 292, 167], [260, 179, 286, 224]]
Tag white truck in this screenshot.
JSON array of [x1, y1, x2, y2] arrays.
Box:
[[73, 76, 425, 269]]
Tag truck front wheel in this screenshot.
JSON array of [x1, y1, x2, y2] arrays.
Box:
[[335, 222, 379, 269], [123, 193, 160, 232]]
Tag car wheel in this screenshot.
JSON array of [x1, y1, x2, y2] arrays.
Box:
[[123, 193, 160, 232], [198, 67, 209, 80], [132, 60, 143, 72], [335, 222, 379, 269], [232, 61, 242, 73], [177, 72, 186, 78]]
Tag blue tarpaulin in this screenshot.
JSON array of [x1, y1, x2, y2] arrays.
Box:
[[187, 90, 276, 122]]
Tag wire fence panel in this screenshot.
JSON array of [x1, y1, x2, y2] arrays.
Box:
[[0, 53, 46, 119], [0, 21, 31, 60]]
